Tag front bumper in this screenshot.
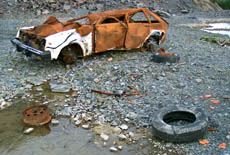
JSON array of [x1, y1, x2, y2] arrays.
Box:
[[11, 38, 50, 58]]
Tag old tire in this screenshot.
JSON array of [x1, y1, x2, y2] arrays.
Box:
[[152, 106, 208, 142], [152, 53, 180, 63]]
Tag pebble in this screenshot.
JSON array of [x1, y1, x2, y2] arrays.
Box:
[[226, 135, 230, 140], [120, 124, 128, 130], [24, 128, 34, 134], [129, 132, 135, 138], [50, 83, 71, 93], [127, 112, 137, 119], [181, 9, 189, 14], [100, 133, 109, 141], [75, 120, 82, 126], [113, 127, 122, 134], [195, 78, 202, 83], [117, 145, 123, 150], [26, 77, 45, 86], [42, 9, 49, 15], [63, 4, 71, 11], [82, 124, 90, 129], [118, 134, 127, 140], [94, 78, 100, 83], [51, 119, 59, 125], [110, 147, 118, 152]]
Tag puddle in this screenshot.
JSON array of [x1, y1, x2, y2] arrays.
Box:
[[202, 23, 230, 37], [0, 101, 156, 155], [0, 82, 184, 155]]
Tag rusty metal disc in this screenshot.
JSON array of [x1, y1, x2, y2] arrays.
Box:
[[23, 105, 51, 126]]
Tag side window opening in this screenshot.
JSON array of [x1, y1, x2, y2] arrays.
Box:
[[129, 12, 148, 23], [147, 13, 159, 23], [101, 17, 119, 24], [76, 17, 90, 25]]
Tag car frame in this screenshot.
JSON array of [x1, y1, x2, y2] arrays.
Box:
[[11, 8, 168, 64]]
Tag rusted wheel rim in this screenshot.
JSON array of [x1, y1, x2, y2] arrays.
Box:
[[23, 105, 51, 126], [61, 49, 77, 65]]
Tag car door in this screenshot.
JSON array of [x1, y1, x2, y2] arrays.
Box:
[[95, 16, 127, 53], [125, 10, 151, 49]]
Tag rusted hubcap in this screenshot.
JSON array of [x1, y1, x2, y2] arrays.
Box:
[[61, 47, 77, 65], [23, 105, 51, 126]]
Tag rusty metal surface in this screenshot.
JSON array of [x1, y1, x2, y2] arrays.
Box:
[[157, 48, 176, 56], [27, 16, 81, 37], [18, 8, 168, 62], [91, 86, 140, 97], [23, 105, 51, 126]]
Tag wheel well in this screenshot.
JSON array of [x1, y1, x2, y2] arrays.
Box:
[[148, 32, 163, 44], [61, 43, 84, 57]]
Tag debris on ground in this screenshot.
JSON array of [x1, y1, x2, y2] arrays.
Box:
[[0, 99, 13, 111], [152, 106, 208, 142], [201, 36, 230, 46], [23, 105, 51, 126], [91, 86, 140, 97], [152, 48, 180, 63], [199, 139, 209, 145], [23, 128, 34, 134], [218, 142, 226, 149]]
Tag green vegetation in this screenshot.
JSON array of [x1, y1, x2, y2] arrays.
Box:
[[201, 35, 225, 43], [216, 0, 230, 9], [201, 35, 230, 46]]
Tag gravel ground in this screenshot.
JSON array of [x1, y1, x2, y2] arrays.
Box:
[[0, 2, 230, 155]]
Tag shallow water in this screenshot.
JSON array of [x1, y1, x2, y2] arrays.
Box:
[[203, 23, 230, 37], [0, 81, 183, 155], [0, 84, 153, 155]]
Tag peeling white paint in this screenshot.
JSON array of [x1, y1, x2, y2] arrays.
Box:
[[17, 27, 93, 60], [44, 29, 92, 60]]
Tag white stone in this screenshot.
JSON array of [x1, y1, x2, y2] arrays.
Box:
[[113, 127, 121, 134], [118, 134, 127, 140], [51, 119, 59, 125], [100, 133, 109, 141], [110, 147, 118, 152], [82, 124, 90, 129], [129, 132, 135, 138], [226, 135, 230, 140], [117, 145, 123, 150], [24, 128, 34, 134], [120, 124, 128, 130], [42, 9, 49, 15], [195, 78, 202, 83], [94, 78, 100, 83], [75, 120, 82, 126]]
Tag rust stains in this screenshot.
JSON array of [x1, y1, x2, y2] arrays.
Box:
[[23, 105, 51, 126], [15, 8, 168, 64]]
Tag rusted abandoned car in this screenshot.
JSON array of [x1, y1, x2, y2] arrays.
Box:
[[11, 8, 168, 64]]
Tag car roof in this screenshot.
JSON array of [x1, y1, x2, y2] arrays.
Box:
[[68, 8, 150, 24]]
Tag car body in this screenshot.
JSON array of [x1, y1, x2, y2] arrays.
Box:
[[11, 8, 168, 64]]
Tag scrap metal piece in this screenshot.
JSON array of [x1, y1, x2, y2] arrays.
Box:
[[91, 86, 140, 97], [23, 105, 51, 126]]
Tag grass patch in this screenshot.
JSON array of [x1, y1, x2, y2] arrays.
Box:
[[216, 0, 230, 10]]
